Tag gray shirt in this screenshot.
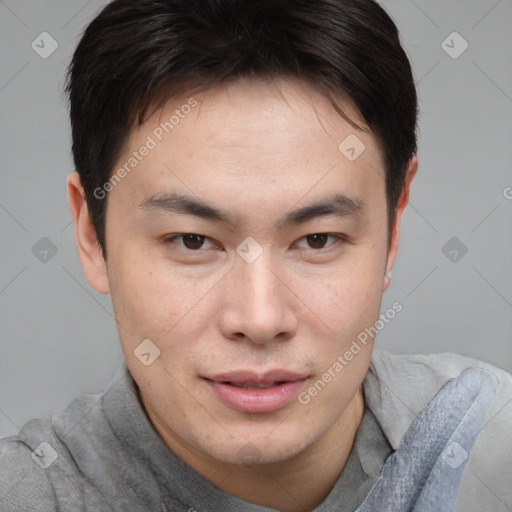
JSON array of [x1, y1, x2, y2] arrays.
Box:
[[1, 350, 511, 511], [0, 360, 391, 512]]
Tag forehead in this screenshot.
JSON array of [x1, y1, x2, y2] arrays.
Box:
[[111, 78, 386, 217]]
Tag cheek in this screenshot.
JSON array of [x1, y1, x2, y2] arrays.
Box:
[[109, 251, 188, 329], [108, 249, 219, 369], [307, 256, 384, 341]]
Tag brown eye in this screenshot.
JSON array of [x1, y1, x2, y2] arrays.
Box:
[[163, 234, 215, 250], [296, 233, 342, 250], [305, 234, 329, 249], [181, 234, 205, 250]]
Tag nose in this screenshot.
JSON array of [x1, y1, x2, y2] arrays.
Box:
[[219, 251, 298, 345]]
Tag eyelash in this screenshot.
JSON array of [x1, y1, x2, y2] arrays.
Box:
[[162, 233, 348, 252]]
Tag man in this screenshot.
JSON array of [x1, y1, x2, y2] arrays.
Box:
[[1, 0, 510, 511]]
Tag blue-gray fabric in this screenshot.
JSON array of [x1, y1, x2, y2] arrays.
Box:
[[356, 368, 497, 512], [0, 350, 510, 512]]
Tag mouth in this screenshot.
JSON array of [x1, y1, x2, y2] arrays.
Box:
[[220, 380, 289, 389], [202, 370, 308, 414]]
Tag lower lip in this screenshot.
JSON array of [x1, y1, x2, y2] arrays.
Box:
[[205, 379, 307, 414]]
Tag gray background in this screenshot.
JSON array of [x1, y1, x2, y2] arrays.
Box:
[[1, 0, 511, 439]]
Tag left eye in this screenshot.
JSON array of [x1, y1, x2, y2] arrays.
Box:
[[163, 233, 343, 251], [295, 234, 341, 250]]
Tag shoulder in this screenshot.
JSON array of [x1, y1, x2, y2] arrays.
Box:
[[367, 349, 512, 436], [0, 419, 63, 510], [370, 349, 511, 381], [368, 350, 512, 410], [368, 350, 512, 511], [0, 392, 105, 510], [0, 364, 139, 511]]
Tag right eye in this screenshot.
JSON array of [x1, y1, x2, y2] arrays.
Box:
[[162, 233, 219, 251]]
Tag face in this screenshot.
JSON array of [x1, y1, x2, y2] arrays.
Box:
[[71, 77, 411, 468]]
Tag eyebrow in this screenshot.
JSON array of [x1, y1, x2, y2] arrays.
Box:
[[137, 192, 365, 230]]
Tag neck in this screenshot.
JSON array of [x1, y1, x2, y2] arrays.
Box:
[[142, 387, 365, 512]]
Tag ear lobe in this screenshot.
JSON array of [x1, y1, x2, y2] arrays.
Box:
[[382, 270, 392, 292], [66, 172, 110, 294]]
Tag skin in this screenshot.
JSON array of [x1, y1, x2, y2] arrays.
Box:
[[67, 76, 417, 512]]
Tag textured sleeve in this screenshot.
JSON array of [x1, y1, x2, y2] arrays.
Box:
[[0, 433, 58, 511]]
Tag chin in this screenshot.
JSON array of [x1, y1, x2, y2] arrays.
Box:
[[200, 427, 313, 467]]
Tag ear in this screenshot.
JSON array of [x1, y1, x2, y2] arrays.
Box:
[[66, 172, 110, 294], [383, 154, 418, 292]]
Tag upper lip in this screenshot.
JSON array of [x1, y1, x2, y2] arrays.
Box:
[[204, 369, 308, 385]]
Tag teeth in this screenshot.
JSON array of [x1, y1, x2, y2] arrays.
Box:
[[228, 382, 281, 389]]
